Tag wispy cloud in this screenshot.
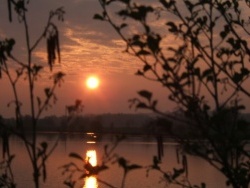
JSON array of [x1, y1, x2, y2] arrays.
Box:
[[34, 24, 141, 80]]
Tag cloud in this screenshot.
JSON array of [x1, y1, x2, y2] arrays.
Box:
[[33, 23, 141, 81], [1, 0, 142, 83]]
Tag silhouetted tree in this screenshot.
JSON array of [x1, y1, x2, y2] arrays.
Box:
[[1, 1, 65, 187], [65, 99, 84, 116], [95, 0, 250, 187]]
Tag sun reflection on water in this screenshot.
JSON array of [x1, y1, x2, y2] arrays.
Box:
[[83, 150, 98, 188], [84, 176, 98, 188], [86, 150, 97, 167], [85, 133, 97, 144]]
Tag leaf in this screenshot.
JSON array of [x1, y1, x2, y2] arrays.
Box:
[[93, 14, 104, 20], [194, 67, 201, 77], [203, 104, 210, 112], [184, 1, 194, 12], [147, 34, 161, 54], [182, 155, 188, 177], [44, 88, 51, 98], [55, 29, 61, 63], [120, 23, 127, 29], [201, 183, 206, 188], [172, 168, 185, 180], [69, 152, 83, 161], [53, 71, 65, 84], [166, 21, 178, 33], [180, 72, 189, 80], [220, 25, 230, 39], [202, 68, 213, 79], [160, 0, 175, 9], [143, 64, 151, 72], [136, 50, 151, 56], [33, 65, 43, 75], [241, 67, 249, 76], [152, 156, 160, 169], [7, 155, 15, 163], [135, 70, 144, 76], [232, 72, 243, 83], [138, 90, 152, 101], [47, 32, 59, 71], [128, 164, 142, 170], [42, 162, 47, 182], [7, 0, 12, 22], [136, 102, 148, 109], [151, 100, 158, 109], [162, 63, 171, 71], [118, 157, 127, 169], [41, 142, 48, 151]]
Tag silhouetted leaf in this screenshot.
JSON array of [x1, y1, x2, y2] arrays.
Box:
[[136, 102, 148, 109], [64, 180, 75, 188], [53, 71, 65, 84], [120, 23, 127, 29], [203, 104, 210, 112], [127, 164, 142, 170], [201, 183, 206, 188], [138, 90, 152, 101], [41, 142, 48, 151], [5, 38, 15, 56], [241, 67, 249, 76], [93, 14, 104, 20], [136, 50, 150, 56], [184, 1, 194, 12], [166, 22, 178, 33], [42, 162, 47, 182], [135, 70, 144, 76], [232, 72, 243, 83], [44, 88, 51, 98], [182, 155, 188, 177], [162, 63, 171, 71], [202, 68, 213, 79], [7, 0, 12, 22], [143, 64, 151, 72], [160, 0, 175, 9], [172, 168, 185, 180], [118, 157, 127, 169], [46, 26, 60, 71], [8, 155, 15, 163], [37, 97, 41, 108], [147, 34, 161, 54], [180, 72, 189, 80], [220, 25, 230, 39], [151, 100, 158, 109], [69, 152, 83, 161], [194, 67, 200, 75]]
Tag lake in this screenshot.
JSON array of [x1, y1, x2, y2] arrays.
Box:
[[2, 133, 226, 188]]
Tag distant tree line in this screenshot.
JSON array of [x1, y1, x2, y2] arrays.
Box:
[[3, 113, 250, 137]]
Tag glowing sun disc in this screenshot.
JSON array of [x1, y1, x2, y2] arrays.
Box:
[[86, 76, 99, 89]]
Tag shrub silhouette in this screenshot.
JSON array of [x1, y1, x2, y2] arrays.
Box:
[[95, 0, 250, 187]]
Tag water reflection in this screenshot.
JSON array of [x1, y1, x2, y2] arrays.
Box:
[[85, 133, 98, 144], [84, 176, 98, 188], [86, 150, 97, 167], [83, 149, 98, 188]]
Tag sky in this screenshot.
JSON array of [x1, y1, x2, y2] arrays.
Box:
[[0, 0, 171, 117]]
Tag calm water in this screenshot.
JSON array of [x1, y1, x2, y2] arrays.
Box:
[[2, 133, 226, 188]]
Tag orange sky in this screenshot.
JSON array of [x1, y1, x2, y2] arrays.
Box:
[[0, 0, 171, 117]]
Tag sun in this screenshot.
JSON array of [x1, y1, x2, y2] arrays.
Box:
[[86, 76, 100, 89]]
